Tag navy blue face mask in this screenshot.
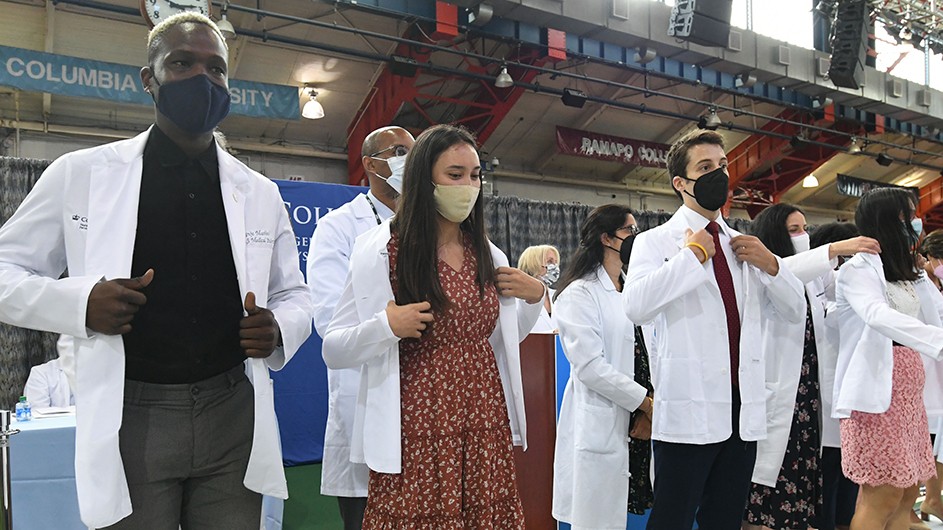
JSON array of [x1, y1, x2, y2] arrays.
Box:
[[153, 74, 231, 134]]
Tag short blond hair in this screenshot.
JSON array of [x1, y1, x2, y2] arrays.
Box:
[[147, 12, 227, 65], [517, 245, 560, 277]]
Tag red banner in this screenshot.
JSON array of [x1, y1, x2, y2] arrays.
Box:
[[555, 126, 669, 168]]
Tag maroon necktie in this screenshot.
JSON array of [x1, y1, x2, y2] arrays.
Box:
[[705, 221, 741, 387]]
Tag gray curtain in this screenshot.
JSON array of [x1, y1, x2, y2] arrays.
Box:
[[0, 156, 59, 410]]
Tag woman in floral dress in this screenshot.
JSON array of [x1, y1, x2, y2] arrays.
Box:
[[323, 124, 546, 529]]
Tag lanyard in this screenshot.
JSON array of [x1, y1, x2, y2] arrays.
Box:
[[364, 195, 382, 225]]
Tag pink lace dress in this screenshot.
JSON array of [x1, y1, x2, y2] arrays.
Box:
[[839, 280, 936, 487]]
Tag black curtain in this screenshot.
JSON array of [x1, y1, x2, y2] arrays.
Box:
[[0, 157, 59, 410]]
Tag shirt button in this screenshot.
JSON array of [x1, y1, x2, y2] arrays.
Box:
[[191, 274, 198, 281], [191, 387, 200, 396], [190, 232, 197, 239], [188, 193, 195, 199], [191, 317, 198, 324]]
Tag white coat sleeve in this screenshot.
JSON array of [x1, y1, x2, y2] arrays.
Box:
[[23, 364, 53, 408], [0, 157, 99, 338], [756, 256, 806, 324], [322, 270, 400, 370], [264, 189, 314, 371], [843, 264, 943, 360], [783, 245, 836, 284], [623, 231, 711, 324], [556, 284, 648, 412], [514, 286, 545, 341], [306, 212, 354, 338]]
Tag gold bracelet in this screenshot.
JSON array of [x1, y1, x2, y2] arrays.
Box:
[[685, 242, 709, 264]]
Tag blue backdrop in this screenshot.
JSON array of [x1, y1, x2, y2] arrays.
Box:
[[272, 180, 365, 466]]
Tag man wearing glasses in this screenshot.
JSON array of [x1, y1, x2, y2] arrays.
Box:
[[306, 126, 415, 530]]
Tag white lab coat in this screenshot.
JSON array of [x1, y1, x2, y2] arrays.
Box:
[[530, 288, 556, 333], [306, 192, 389, 498], [552, 266, 648, 530], [623, 206, 804, 444], [0, 128, 313, 528], [322, 220, 541, 474], [833, 253, 943, 419], [24, 358, 73, 408], [752, 245, 836, 486]]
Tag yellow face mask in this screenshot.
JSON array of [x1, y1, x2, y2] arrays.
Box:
[[433, 184, 480, 223]]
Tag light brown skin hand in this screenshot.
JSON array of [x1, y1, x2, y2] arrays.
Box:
[[495, 266, 545, 304], [630, 413, 652, 441], [684, 228, 715, 262], [86, 268, 154, 335], [828, 236, 881, 259], [240, 292, 281, 358], [731, 235, 779, 276], [385, 300, 435, 339]]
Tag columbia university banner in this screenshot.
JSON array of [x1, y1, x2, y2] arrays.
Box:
[[272, 180, 366, 465]]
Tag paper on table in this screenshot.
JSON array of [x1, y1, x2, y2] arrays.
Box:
[[33, 406, 76, 418]]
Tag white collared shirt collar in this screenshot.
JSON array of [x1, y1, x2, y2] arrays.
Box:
[[366, 190, 394, 220], [678, 204, 731, 237]]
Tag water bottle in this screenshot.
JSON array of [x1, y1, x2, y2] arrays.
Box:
[[15, 395, 31, 422]]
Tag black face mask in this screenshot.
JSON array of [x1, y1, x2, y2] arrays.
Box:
[[152, 74, 231, 135], [679, 167, 729, 212], [606, 234, 634, 266]]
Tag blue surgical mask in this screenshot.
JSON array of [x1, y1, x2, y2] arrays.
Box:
[[153, 74, 231, 134]]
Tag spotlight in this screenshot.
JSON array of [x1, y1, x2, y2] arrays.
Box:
[[900, 25, 913, 41], [302, 87, 325, 120], [847, 137, 862, 154], [389, 55, 419, 77], [698, 108, 722, 130], [494, 66, 514, 88], [802, 175, 820, 188], [735, 72, 757, 88], [561, 88, 587, 108], [633, 46, 657, 64], [876, 152, 893, 166], [468, 3, 493, 26]]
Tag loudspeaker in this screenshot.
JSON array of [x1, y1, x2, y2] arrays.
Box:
[[668, 0, 734, 48], [828, 0, 869, 89]]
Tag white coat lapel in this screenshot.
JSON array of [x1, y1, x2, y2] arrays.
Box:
[[218, 150, 248, 302], [85, 144, 145, 279]]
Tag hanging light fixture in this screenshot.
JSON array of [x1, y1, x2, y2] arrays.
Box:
[[494, 65, 514, 88], [217, 1, 236, 39], [802, 174, 820, 188], [698, 108, 722, 130], [847, 137, 862, 154], [302, 87, 325, 120]]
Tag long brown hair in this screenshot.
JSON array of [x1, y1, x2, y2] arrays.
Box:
[[390, 124, 495, 313]]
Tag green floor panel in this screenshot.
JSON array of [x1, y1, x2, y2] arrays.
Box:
[[284, 464, 344, 529]]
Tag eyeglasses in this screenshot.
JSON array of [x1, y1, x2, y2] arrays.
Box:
[[618, 224, 640, 235], [369, 144, 409, 158]]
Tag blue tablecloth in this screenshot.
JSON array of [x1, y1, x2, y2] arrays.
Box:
[[9, 414, 284, 529]]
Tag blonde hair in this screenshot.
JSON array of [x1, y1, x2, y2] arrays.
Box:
[[147, 12, 227, 64], [517, 245, 560, 277]]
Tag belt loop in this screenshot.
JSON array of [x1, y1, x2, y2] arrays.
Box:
[[227, 362, 246, 388]]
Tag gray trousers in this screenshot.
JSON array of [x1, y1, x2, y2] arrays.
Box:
[[102, 364, 261, 530]]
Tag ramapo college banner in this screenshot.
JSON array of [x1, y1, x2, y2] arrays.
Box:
[[555, 125, 670, 167], [0, 45, 300, 120]]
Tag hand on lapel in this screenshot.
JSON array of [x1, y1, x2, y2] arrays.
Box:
[[240, 292, 281, 358], [86, 268, 154, 335]]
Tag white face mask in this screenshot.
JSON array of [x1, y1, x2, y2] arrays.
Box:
[[433, 184, 480, 223], [371, 154, 407, 195], [791, 232, 810, 254]]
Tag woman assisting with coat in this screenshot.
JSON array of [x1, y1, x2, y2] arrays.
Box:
[[322, 124, 545, 528], [551, 204, 654, 530]]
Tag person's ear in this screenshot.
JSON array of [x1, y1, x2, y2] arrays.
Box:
[[140, 66, 155, 94], [671, 175, 686, 193]]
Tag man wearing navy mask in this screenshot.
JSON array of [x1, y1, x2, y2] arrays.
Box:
[[0, 12, 313, 530], [622, 130, 804, 529], [306, 125, 414, 530]]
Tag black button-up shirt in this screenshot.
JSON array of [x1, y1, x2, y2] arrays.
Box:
[[123, 126, 245, 383]]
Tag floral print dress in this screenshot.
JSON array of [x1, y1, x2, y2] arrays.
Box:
[[745, 297, 822, 529], [361, 232, 525, 530]]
